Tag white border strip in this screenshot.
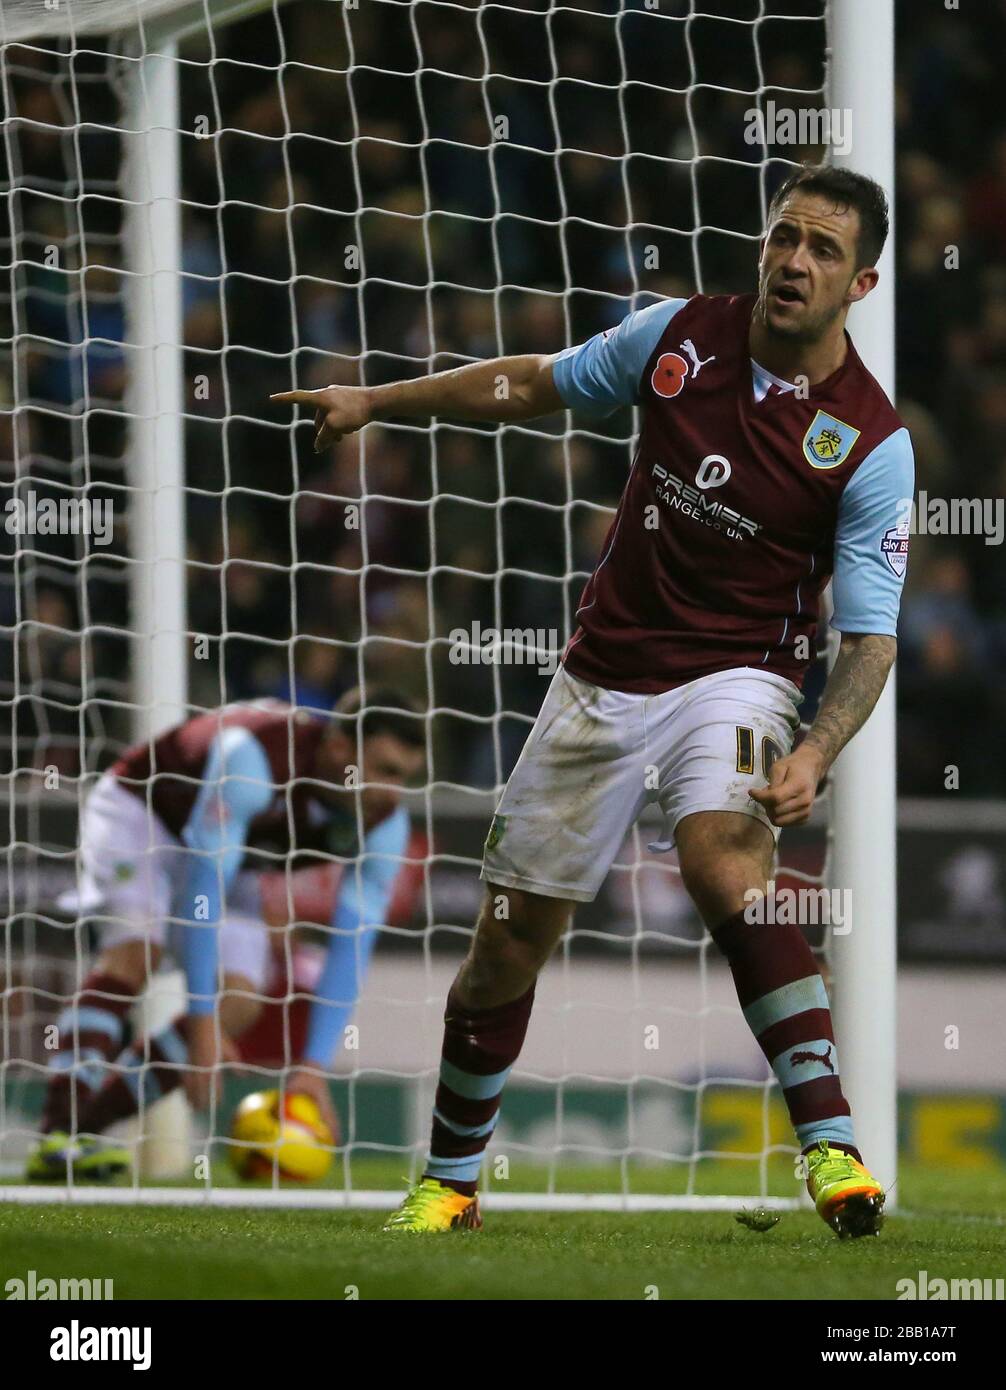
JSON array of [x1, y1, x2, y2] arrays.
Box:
[[0, 1186, 804, 1213]]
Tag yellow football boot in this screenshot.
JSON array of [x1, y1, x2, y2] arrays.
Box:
[[25, 1132, 131, 1183], [805, 1139, 885, 1238], [382, 1176, 482, 1233]]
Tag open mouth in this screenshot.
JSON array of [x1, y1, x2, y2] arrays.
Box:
[[771, 284, 805, 305]]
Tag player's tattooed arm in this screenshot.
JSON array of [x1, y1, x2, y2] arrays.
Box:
[[802, 632, 897, 770], [750, 633, 895, 828]]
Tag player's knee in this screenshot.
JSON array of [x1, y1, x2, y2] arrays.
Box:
[[679, 851, 765, 928], [676, 813, 773, 926], [98, 938, 160, 993], [473, 885, 571, 979], [485, 884, 569, 942]]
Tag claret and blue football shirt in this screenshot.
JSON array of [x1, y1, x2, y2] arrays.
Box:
[[551, 293, 914, 693]]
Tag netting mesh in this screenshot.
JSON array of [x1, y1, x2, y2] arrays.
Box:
[[2, 0, 834, 1204], [0, 0, 256, 42]]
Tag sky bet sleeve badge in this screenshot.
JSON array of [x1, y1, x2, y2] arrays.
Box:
[[802, 410, 861, 469], [880, 519, 910, 578]]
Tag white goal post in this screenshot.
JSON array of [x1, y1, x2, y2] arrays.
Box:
[[1, 0, 896, 1212], [828, 0, 898, 1205]]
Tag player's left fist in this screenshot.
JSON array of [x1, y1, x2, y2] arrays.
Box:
[[748, 745, 826, 828]]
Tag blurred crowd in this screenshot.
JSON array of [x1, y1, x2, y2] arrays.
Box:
[[1, 0, 1004, 795]]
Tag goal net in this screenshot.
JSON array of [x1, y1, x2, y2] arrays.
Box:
[[1, 0, 876, 1212]]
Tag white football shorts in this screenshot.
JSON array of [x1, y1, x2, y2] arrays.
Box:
[[67, 772, 271, 990], [481, 664, 803, 903]]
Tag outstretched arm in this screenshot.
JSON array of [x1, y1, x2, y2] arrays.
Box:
[[178, 727, 273, 1106], [271, 297, 693, 451], [271, 355, 563, 452], [285, 809, 410, 1127], [749, 633, 896, 828]]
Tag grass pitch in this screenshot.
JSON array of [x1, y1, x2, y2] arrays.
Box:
[[1, 1163, 1003, 1300]]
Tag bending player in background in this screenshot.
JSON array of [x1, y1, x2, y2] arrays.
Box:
[[27, 688, 422, 1180], [275, 166, 914, 1239]]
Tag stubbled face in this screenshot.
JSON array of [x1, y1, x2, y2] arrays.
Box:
[[317, 729, 423, 825], [755, 191, 869, 345]]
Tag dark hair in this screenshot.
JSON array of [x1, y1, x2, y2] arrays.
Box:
[[330, 686, 425, 749], [767, 165, 890, 269]]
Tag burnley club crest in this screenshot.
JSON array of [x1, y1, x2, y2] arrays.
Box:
[[802, 410, 861, 469]]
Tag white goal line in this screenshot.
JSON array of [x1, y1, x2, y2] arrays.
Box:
[[0, 1186, 805, 1214]]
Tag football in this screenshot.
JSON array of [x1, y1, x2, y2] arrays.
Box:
[[228, 1090, 335, 1182]]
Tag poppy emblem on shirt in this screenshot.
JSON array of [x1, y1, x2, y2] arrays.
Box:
[[651, 352, 690, 398], [802, 410, 861, 469]]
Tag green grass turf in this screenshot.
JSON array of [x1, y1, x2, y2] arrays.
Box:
[[1, 1164, 1004, 1299]]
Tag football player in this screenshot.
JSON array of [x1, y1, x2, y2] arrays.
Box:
[[28, 687, 422, 1180], [276, 166, 912, 1238]]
